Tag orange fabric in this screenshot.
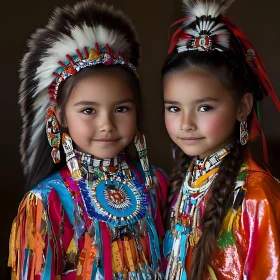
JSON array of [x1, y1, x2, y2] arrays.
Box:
[[9, 194, 45, 280], [186, 155, 280, 279], [35, 198, 43, 274]]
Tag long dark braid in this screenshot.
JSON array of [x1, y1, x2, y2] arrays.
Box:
[[164, 147, 192, 227], [189, 142, 245, 280]]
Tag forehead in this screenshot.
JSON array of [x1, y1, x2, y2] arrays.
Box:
[[70, 73, 134, 102], [163, 67, 232, 102]]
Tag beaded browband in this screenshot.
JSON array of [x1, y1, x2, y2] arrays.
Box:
[[49, 43, 138, 102]]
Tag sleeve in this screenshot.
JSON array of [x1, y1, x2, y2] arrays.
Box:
[[8, 188, 77, 280], [8, 192, 48, 280], [242, 174, 280, 279], [152, 167, 169, 239], [129, 162, 169, 237]]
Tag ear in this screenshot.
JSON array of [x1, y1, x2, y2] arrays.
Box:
[[236, 92, 254, 121], [53, 105, 67, 127]]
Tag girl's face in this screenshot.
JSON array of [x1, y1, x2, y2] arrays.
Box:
[[164, 68, 239, 159], [61, 72, 137, 158]]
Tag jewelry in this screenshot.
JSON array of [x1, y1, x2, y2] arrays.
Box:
[[45, 107, 61, 163]]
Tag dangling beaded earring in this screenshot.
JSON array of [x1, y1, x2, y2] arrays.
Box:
[[46, 107, 61, 163], [240, 118, 249, 145], [134, 131, 153, 188], [62, 133, 83, 180]]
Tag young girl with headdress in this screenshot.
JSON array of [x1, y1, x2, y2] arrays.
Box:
[[162, 0, 280, 279], [8, 1, 168, 279]]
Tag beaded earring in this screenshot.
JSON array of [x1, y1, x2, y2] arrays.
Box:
[[62, 133, 83, 180], [240, 118, 249, 145], [45, 107, 61, 163]]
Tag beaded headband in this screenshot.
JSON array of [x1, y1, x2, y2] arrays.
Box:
[[49, 43, 138, 102]]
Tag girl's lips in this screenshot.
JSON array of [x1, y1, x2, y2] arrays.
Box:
[[93, 139, 120, 145], [95, 139, 119, 141], [179, 137, 204, 143], [180, 137, 204, 140]]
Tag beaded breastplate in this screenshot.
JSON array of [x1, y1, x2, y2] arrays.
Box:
[[60, 150, 162, 279]]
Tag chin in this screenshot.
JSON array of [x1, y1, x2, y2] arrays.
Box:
[[93, 149, 122, 159], [180, 147, 204, 158]]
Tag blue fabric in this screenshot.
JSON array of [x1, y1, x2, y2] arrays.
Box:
[[33, 172, 75, 225]]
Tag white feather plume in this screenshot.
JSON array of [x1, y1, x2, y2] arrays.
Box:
[[182, 0, 235, 21]]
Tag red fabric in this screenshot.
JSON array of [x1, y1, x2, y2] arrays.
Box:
[[100, 222, 112, 280], [48, 190, 63, 275], [167, 17, 189, 54], [222, 16, 280, 112], [154, 170, 168, 238]]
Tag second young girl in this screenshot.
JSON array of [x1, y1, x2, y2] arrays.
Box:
[[8, 1, 168, 279], [162, 0, 280, 279]]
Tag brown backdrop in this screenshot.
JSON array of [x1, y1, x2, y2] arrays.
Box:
[[1, 0, 279, 278]]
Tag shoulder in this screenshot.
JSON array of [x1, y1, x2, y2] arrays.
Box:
[[245, 157, 280, 202], [130, 160, 169, 209], [24, 170, 76, 225], [29, 172, 64, 202], [242, 157, 280, 227], [130, 160, 169, 188]]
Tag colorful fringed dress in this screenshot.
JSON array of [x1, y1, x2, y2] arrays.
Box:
[[8, 150, 168, 279]]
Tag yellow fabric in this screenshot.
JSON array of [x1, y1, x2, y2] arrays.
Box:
[[112, 240, 123, 273], [194, 168, 219, 188]]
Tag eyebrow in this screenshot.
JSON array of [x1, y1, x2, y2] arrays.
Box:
[[74, 99, 135, 106], [164, 97, 218, 105], [115, 99, 135, 105], [194, 97, 218, 104], [74, 101, 98, 106], [164, 100, 180, 105]]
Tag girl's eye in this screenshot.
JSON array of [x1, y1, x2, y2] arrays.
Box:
[[166, 106, 180, 113], [82, 108, 95, 115], [198, 105, 213, 112], [115, 106, 129, 113]]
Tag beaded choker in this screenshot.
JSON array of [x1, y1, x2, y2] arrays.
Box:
[[75, 149, 133, 182]]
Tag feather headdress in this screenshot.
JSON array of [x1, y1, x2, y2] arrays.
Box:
[[19, 1, 140, 174], [175, 0, 234, 52]]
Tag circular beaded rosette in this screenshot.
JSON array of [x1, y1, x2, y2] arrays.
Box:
[[79, 174, 148, 227]]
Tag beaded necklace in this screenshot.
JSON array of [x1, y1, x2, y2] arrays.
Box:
[[73, 150, 149, 229], [164, 144, 232, 280]]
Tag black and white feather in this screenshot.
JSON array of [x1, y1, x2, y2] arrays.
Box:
[[19, 0, 140, 174], [177, 0, 234, 52]]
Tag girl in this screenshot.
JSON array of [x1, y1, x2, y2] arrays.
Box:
[[8, 1, 168, 279], [162, 0, 280, 279]]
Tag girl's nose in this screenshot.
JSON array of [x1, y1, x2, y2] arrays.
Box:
[[180, 111, 196, 131], [99, 113, 116, 132]]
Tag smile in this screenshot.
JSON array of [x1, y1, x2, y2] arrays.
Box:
[[179, 137, 204, 144], [94, 139, 120, 144]]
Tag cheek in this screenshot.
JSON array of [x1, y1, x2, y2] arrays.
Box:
[[201, 113, 235, 135], [165, 114, 178, 138], [66, 114, 93, 137], [119, 113, 137, 135]]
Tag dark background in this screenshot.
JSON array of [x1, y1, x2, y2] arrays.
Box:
[[1, 0, 279, 278]]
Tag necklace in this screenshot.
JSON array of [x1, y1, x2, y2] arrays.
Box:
[[164, 144, 232, 280], [73, 150, 149, 229]]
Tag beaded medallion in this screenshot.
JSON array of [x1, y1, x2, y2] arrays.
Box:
[[75, 151, 149, 228]]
